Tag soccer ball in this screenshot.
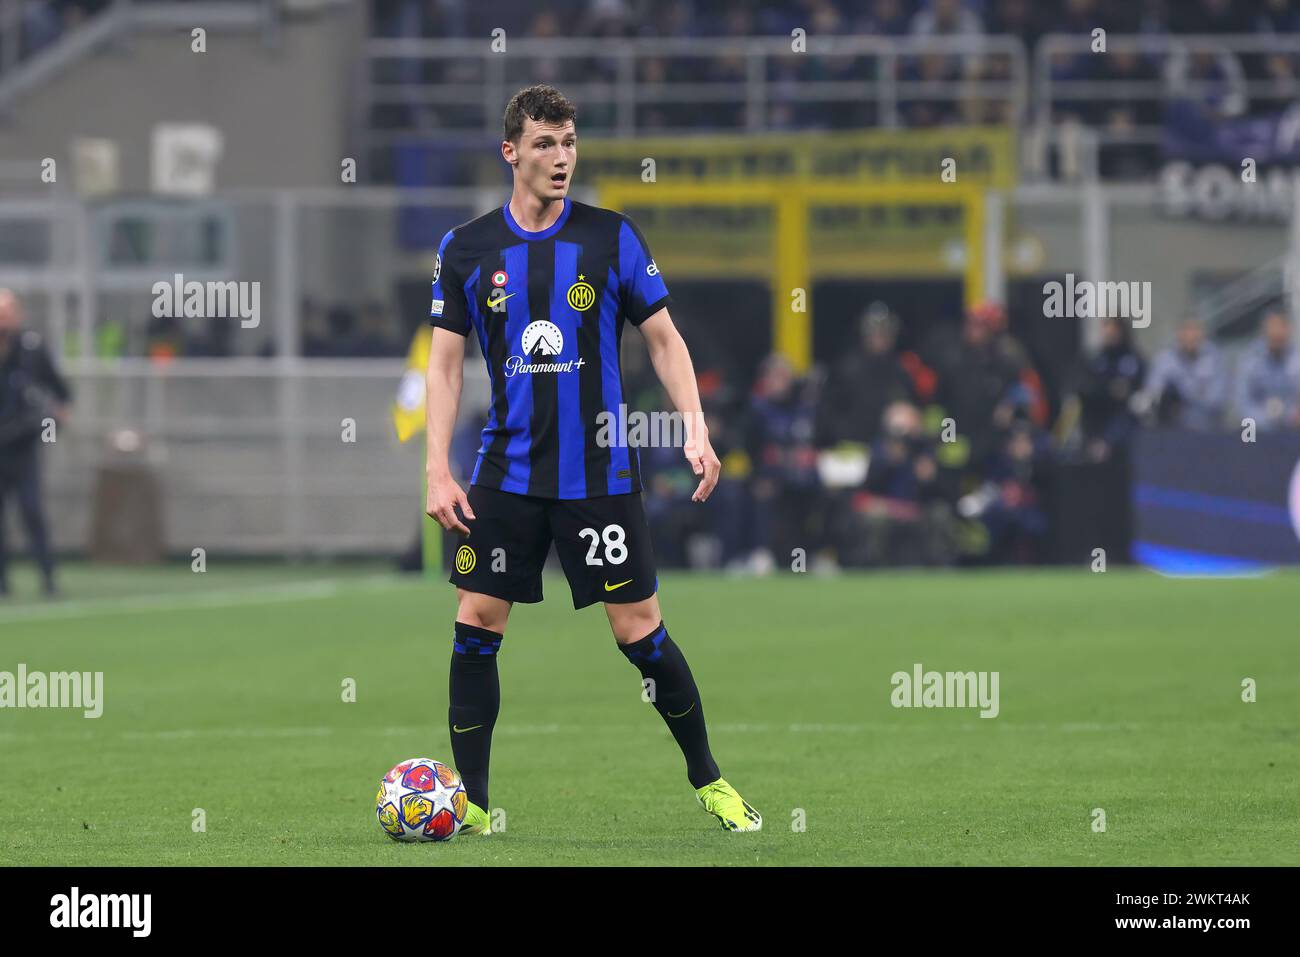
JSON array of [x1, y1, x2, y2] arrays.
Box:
[[375, 757, 468, 842]]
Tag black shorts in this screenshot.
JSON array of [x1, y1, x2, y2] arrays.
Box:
[[448, 485, 658, 610]]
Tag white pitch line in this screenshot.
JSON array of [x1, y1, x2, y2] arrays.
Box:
[[120, 726, 335, 741], [0, 575, 414, 626]]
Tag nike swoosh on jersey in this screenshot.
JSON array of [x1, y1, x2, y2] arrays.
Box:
[[452, 724, 484, 733], [667, 702, 696, 719], [604, 579, 634, 592]]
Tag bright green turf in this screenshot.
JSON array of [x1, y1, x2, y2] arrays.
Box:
[[0, 562, 1297, 866]]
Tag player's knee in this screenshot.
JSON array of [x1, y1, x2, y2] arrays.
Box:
[[607, 600, 662, 645], [456, 589, 510, 634]]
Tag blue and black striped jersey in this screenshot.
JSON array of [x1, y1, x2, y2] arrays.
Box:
[[430, 198, 671, 500]]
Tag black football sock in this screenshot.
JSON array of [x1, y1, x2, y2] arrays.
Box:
[[448, 622, 502, 809], [618, 621, 721, 789]]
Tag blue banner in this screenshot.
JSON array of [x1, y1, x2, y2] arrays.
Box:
[[1133, 429, 1300, 573]]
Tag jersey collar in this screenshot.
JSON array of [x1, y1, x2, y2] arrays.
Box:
[[503, 197, 571, 241]]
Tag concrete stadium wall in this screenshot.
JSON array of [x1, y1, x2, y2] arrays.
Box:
[[0, 4, 366, 191]]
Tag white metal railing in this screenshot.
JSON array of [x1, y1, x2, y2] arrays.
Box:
[[1035, 33, 1300, 146], [358, 34, 1029, 174]]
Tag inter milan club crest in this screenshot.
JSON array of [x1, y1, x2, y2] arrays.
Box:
[[566, 274, 596, 312]]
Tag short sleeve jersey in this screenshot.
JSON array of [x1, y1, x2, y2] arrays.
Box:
[[430, 198, 671, 499]]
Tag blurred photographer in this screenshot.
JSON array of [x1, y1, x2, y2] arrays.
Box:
[[847, 400, 955, 567], [0, 289, 71, 596], [1071, 315, 1146, 462]]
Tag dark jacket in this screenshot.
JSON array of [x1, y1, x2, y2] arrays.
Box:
[[0, 330, 71, 453]]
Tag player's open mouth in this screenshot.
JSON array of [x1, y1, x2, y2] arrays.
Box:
[[551, 173, 567, 187]]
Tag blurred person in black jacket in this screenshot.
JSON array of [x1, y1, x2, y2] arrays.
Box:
[[745, 353, 822, 570], [816, 302, 916, 448], [0, 290, 71, 596], [1072, 316, 1145, 462], [925, 300, 1048, 470]]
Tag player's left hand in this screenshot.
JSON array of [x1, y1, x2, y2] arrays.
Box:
[[685, 430, 721, 503]]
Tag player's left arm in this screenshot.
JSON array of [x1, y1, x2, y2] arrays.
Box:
[[638, 308, 721, 503]]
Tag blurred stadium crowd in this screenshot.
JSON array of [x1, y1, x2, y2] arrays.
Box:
[[368, 0, 1300, 142], [418, 300, 1300, 574], [373, 0, 1300, 45]]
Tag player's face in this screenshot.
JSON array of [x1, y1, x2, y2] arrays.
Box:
[[508, 118, 576, 201]]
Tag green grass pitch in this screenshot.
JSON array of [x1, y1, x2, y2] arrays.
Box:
[[0, 562, 1296, 866]]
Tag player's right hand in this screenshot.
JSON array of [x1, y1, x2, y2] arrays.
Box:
[[426, 473, 475, 536]]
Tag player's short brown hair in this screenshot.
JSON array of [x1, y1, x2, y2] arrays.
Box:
[[503, 85, 577, 143]]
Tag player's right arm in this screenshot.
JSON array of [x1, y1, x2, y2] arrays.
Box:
[[425, 231, 476, 535]]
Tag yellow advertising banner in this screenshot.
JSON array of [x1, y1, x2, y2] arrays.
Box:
[[581, 127, 1015, 189], [586, 127, 1014, 280]]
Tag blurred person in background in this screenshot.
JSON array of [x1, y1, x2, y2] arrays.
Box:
[[642, 402, 751, 569], [985, 0, 1046, 50], [1236, 308, 1300, 431], [744, 353, 823, 572], [1257, 0, 1300, 33], [145, 311, 182, 360], [849, 400, 955, 567], [909, 0, 984, 40], [1166, 45, 1248, 121], [1137, 316, 1228, 430], [855, 0, 911, 37], [1070, 315, 1146, 462], [1095, 48, 1164, 176], [816, 302, 916, 449], [926, 300, 1047, 468], [958, 416, 1053, 565], [0, 289, 71, 597]]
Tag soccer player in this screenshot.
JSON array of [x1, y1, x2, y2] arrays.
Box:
[[424, 85, 761, 833]]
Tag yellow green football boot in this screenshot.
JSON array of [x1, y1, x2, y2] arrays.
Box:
[[459, 800, 492, 836], [696, 778, 762, 831]]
